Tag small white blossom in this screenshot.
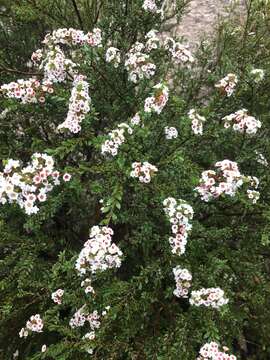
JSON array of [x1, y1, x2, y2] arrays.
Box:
[[130, 162, 158, 183], [163, 197, 193, 255], [215, 73, 238, 97], [173, 266, 192, 298], [165, 126, 178, 139], [250, 68, 264, 83], [188, 109, 206, 135], [190, 288, 229, 308]]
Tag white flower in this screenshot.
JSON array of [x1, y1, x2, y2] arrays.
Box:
[[106, 47, 121, 67], [250, 68, 264, 83], [130, 162, 158, 183], [222, 109, 261, 135], [165, 126, 178, 139], [75, 226, 122, 276], [144, 83, 169, 114], [13, 350, 19, 359], [190, 288, 229, 308], [57, 75, 91, 133], [142, 0, 159, 13], [188, 109, 206, 135], [163, 198, 193, 255], [215, 73, 238, 97], [173, 266, 192, 298]]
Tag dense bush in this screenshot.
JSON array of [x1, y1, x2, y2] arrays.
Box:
[[0, 0, 270, 359]]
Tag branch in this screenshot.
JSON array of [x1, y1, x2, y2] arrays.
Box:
[[0, 64, 42, 77], [71, 0, 84, 30]]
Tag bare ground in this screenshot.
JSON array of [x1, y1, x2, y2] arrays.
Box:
[[170, 0, 246, 45]]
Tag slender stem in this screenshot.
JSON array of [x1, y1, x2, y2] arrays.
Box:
[[71, 0, 84, 30], [0, 64, 42, 77]]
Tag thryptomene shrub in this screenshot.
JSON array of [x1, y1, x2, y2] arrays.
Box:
[[0, 0, 270, 359]]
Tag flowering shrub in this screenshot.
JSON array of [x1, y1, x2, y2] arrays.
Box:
[[1, 0, 270, 359]]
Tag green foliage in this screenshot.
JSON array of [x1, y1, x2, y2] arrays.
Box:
[[1, 0, 270, 359]]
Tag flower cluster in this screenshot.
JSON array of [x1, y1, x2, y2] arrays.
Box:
[[145, 30, 160, 51], [189, 288, 229, 308], [144, 83, 169, 114], [255, 151, 268, 166], [247, 189, 260, 204], [77, 306, 110, 355], [0, 108, 11, 119], [130, 162, 158, 183], [81, 278, 95, 295], [51, 289, 64, 304], [222, 109, 261, 134], [105, 47, 121, 68], [246, 175, 260, 204], [195, 160, 260, 203], [101, 123, 133, 156], [19, 314, 44, 338], [173, 266, 192, 298], [43, 46, 77, 83], [188, 109, 206, 135], [0, 78, 53, 104], [125, 42, 156, 83], [165, 126, 178, 139], [142, 0, 159, 13], [164, 37, 194, 65], [57, 74, 91, 133], [32, 28, 100, 119], [69, 307, 87, 328], [31, 48, 43, 64], [130, 113, 142, 126], [0, 153, 71, 215], [69, 307, 101, 330], [42, 28, 102, 48], [215, 73, 238, 97], [250, 68, 264, 83], [163, 197, 194, 255], [197, 342, 237, 360], [195, 160, 243, 202], [75, 226, 122, 275]]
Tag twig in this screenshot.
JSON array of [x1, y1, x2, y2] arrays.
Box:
[[71, 0, 84, 30], [0, 64, 42, 77]]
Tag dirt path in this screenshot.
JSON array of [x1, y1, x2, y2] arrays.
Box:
[[172, 0, 246, 45]]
